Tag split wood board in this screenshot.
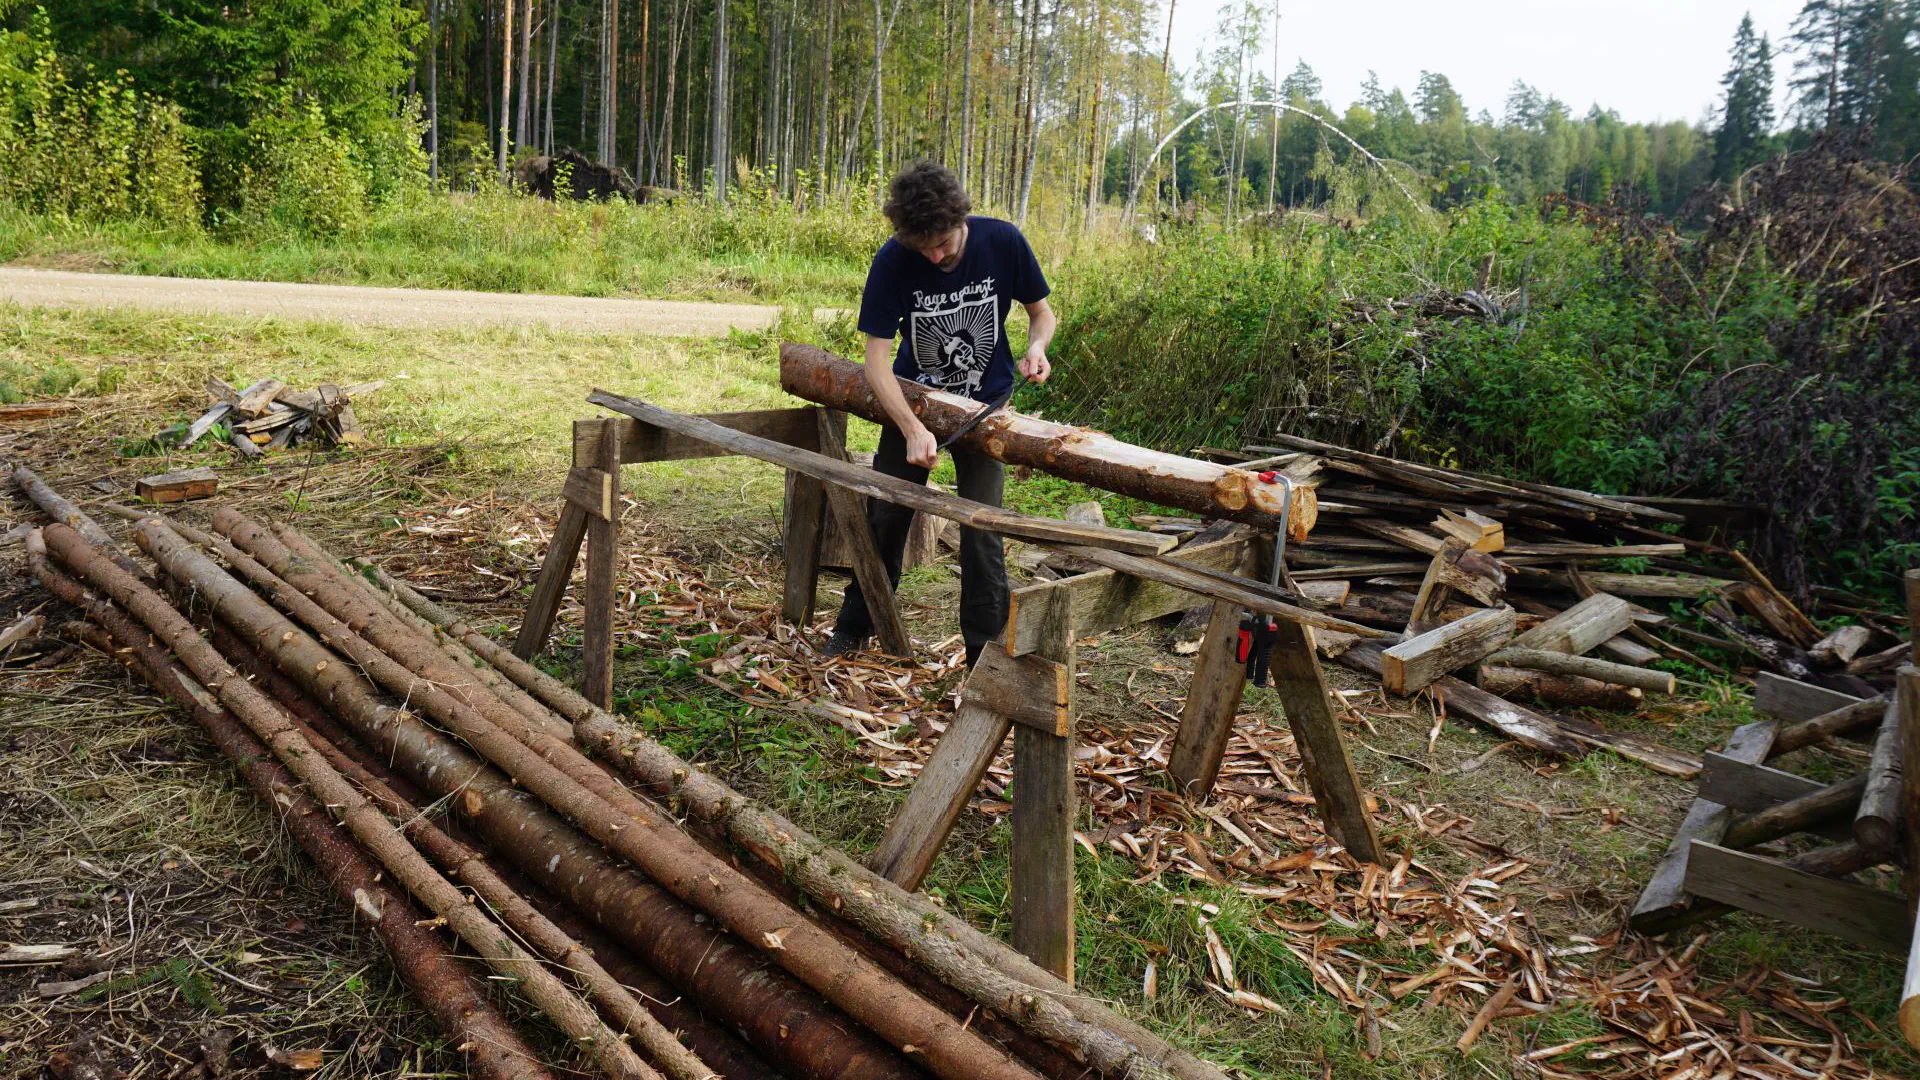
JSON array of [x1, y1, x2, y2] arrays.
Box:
[[574, 407, 829, 466], [964, 647, 1071, 736], [1380, 605, 1515, 694], [1753, 673, 1865, 723], [1697, 751, 1827, 812], [1002, 535, 1250, 655], [1630, 720, 1777, 933], [1684, 840, 1909, 954], [135, 468, 218, 503]]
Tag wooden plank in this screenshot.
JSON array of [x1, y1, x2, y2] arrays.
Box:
[[867, 703, 1013, 891], [1382, 606, 1515, 694], [1753, 672, 1864, 723], [1596, 634, 1662, 667], [1003, 536, 1250, 655], [1052, 543, 1388, 643], [1900, 666, 1920, 1051], [1684, 841, 1910, 954], [515, 501, 591, 659], [1432, 508, 1503, 553], [1269, 622, 1383, 863], [1010, 589, 1076, 981], [1908, 571, 1920, 665], [816, 412, 911, 658], [780, 468, 829, 626], [134, 468, 218, 504], [1507, 593, 1632, 655], [1341, 641, 1583, 756], [964, 646, 1071, 737], [1630, 720, 1778, 933], [232, 377, 286, 417], [1167, 539, 1259, 801], [0, 402, 76, 422], [1698, 752, 1827, 812], [588, 391, 1174, 556], [562, 466, 614, 521], [579, 407, 828, 464], [580, 420, 620, 710], [1351, 517, 1446, 556], [179, 402, 232, 448], [1574, 571, 1734, 597]]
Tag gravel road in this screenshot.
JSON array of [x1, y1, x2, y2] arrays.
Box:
[[0, 267, 812, 336]]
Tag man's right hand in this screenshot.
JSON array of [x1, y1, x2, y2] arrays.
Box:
[[904, 424, 938, 470]]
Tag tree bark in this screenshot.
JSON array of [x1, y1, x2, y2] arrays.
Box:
[[499, 0, 514, 174], [709, 0, 729, 199], [1478, 665, 1644, 713], [205, 513, 1043, 1080], [27, 545, 552, 1080], [358, 561, 1228, 1080], [40, 526, 656, 1080], [779, 344, 1318, 536]]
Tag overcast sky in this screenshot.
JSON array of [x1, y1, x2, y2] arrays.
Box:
[[1167, 1, 1807, 127]]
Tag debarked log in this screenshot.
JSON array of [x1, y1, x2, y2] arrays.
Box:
[[26, 540, 553, 1080], [778, 343, 1316, 539]]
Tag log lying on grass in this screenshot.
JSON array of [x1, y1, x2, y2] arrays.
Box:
[[1341, 640, 1582, 755], [196, 513, 1044, 1080], [27, 539, 553, 1080], [778, 343, 1317, 539], [38, 525, 657, 1080], [1484, 647, 1675, 695], [1478, 665, 1644, 712], [351, 558, 1233, 1080]]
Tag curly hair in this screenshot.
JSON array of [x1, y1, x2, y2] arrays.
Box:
[[883, 161, 971, 242]]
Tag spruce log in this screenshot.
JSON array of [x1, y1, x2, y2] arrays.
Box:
[[589, 388, 1173, 556], [12, 465, 140, 576], [1769, 694, 1889, 758], [777, 344, 1316, 539], [27, 547, 552, 1080], [1381, 606, 1515, 694], [203, 514, 1040, 1080], [362, 562, 1228, 1080], [1722, 773, 1869, 850], [1506, 593, 1632, 655], [1485, 647, 1674, 695], [39, 526, 657, 1080], [1478, 665, 1643, 712], [142, 520, 929, 1080], [1853, 696, 1903, 854]]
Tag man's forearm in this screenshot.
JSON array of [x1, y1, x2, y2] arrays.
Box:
[[864, 336, 925, 435], [1026, 305, 1057, 353]]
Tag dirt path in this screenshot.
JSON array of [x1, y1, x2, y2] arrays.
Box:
[[0, 267, 824, 336]]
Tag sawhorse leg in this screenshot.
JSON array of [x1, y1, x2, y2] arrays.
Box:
[[1010, 590, 1077, 982], [814, 411, 911, 658], [1267, 621, 1382, 864]]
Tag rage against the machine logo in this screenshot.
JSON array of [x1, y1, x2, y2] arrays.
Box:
[[908, 278, 999, 396]]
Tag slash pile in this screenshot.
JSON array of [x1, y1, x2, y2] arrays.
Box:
[[11, 464, 1224, 1080], [178, 376, 384, 457]]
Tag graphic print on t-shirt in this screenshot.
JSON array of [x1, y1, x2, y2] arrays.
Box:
[[907, 283, 1000, 397]]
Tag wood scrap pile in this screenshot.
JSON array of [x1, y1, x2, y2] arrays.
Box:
[[180, 377, 383, 457], [11, 465, 1228, 1080]]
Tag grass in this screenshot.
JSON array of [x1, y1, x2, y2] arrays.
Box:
[[5, 301, 1914, 1079]]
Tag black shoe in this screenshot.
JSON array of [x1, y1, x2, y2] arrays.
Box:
[[822, 629, 868, 658]]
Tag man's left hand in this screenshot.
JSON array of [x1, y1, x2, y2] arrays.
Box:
[[1019, 347, 1051, 384]]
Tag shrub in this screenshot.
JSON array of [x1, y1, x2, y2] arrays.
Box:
[[215, 97, 369, 237]]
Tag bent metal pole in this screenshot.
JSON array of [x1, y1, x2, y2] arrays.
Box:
[[778, 342, 1317, 539]]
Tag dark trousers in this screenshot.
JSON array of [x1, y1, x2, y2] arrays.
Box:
[[834, 424, 1008, 666]]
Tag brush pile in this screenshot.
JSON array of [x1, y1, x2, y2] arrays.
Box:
[[1165, 435, 1912, 769], [10, 464, 1224, 1080], [179, 376, 384, 457]]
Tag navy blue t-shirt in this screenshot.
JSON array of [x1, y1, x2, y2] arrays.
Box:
[[857, 215, 1050, 403]]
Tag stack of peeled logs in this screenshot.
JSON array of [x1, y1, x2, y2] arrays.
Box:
[[14, 465, 1228, 1080]]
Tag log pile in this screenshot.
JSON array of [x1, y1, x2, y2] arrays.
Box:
[[180, 376, 384, 457], [11, 468, 1230, 1080]]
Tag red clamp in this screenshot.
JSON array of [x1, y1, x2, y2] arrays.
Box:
[[1258, 470, 1279, 483]]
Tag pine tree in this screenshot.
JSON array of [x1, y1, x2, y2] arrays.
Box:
[[1713, 12, 1775, 180]]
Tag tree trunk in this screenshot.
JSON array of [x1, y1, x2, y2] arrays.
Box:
[[428, 0, 440, 180], [959, 0, 973, 187], [778, 344, 1318, 534], [516, 0, 533, 151], [498, 0, 514, 174], [709, 0, 728, 199], [545, 0, 559, 152], [635, 0, 650, 177]]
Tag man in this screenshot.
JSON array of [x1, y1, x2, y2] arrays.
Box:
[[824, 161, 1056, 667]]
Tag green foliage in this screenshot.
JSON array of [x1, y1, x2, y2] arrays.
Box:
[[0, 355, 79, 402], [0, 10, 200, 227], [210, 97, 370, 237]]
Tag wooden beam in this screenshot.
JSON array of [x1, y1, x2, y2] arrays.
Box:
[[813, 412, 912, 657], [964, 645, 1071, 737], [513, 501, 590, 659], [1010, 590, 1077, 982], [780, 468, 828, 626], [1684, 840, 1909, 954], [1596, 634, 1663, 667], [580, 419, 620, 710], [1753, 672, 1864, 723], [575, 407, 827, 465], [1168, 538, 1258, 801], [1908, 571, 1920, 665], [562, 466, 614, 521], [1630, 720, 1777, 934], [1381, 606, 1515, 694], [1351, 517, 1446, 556], [1900, 661, 1920, 1052], [1267, 622, 1383, 864], [588, 390, 1174, 556], [1002, 535, 1246, 655], [1506, 592, 1632, 656], [1698, 751, 1827, 813], [134, 468, 219, 504], [1854, 695, 1903, 853], [1432, 508, 1502, 553], [867, 702, 1013, 892]]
